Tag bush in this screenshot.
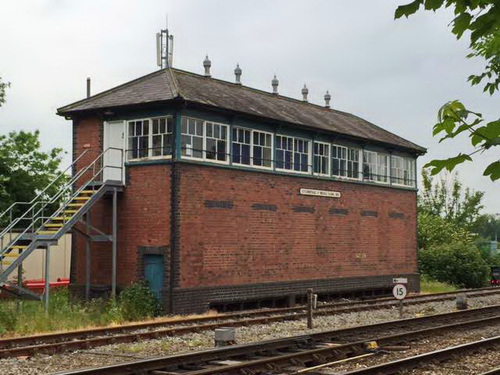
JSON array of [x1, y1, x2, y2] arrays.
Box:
[[419, 242, 489, 288], [118, 281, 161, 321]]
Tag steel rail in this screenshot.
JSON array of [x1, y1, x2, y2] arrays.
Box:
[[340, 335, 500, 375], [1, 287, 500, 358], [50, 304, 500, 375], [480, 367, 500, 375]]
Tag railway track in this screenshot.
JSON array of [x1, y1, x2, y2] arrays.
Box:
[[1, 286, 500, 359], [52, 304, 500, 375], [341, 335, 500, 374]]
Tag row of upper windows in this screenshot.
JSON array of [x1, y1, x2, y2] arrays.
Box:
[[126, 116, 416, 187]]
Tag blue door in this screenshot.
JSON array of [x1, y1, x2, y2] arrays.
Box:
[[144, 255, 164, 302]]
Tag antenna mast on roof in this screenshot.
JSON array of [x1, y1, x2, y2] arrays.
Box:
[[156, 15, 173, 69]]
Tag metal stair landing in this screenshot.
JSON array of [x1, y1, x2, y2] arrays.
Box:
[[0, 147, 124, 301]]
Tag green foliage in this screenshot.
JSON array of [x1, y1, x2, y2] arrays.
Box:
[[419, 169, 484, 233], [0, 77, 9, 107], [119, 281, 161, 321], [419, 241, 489, 288], [418, 212, 475, 249], [395, 1, 500, 181], [471, 214, 500, 240], [0, 131, 66, 225], [0, 284, 161, 336], [424, 100, 500, 180], [420, 274, 456, 294]]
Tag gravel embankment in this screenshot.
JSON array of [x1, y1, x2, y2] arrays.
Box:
[[2, 293, 500, 375]]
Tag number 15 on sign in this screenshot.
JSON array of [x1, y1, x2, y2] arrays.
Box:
[[393, 283, 407, 319], [393, 284, 407, 300]]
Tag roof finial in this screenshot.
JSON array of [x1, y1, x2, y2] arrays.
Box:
[[324, 90, 331, 108], [203, 55, 211, 77], [272, 75, 279, 95], [234, 63, 242, 85], [301, 84, 309, 102]]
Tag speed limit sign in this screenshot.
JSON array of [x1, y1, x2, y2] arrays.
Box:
[[393, 284, 407, 300]]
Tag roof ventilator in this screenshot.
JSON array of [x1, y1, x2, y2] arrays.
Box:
[[203, 55, 211, 77], [272, 75, 279, 95], [324, 90, 331, 108], [302, 84, 309, 102], [234, 64, 242, 85]]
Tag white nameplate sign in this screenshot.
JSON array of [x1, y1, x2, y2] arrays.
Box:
[[393, 278, 408, 284], [300, 188, 341, 198]]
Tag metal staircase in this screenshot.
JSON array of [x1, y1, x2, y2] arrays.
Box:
[[0, 147, 124, 300]]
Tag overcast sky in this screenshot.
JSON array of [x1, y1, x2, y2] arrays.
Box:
[[0, 0, 498, 213]]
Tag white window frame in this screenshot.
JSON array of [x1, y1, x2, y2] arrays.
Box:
[[376, 153, 390, 184], [126, 116, 174, 161], [391, 155, 416, 187], [204, 121, 230, 164], [332, 144, 362, 180], [181, 117, 230, 165], [313, 141, 330, 177], [232, 126, 273, 170], [363, 150, 378, 182], [275, 135, 311, 174]]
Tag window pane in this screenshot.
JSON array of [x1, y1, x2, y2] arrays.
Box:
[[276, 150, 284, 169], [152, 135, 161, 156], [253, 146, 262, 165], [232, 143, 241, 164], [181, 117, 188, 133], [263, 148, 272, 167], [217, 140, 226, 161], [163, 134, 172, 155], [242, 144, 250, 165], [206, 138, 216, 160], [192, 137, 203, 158]]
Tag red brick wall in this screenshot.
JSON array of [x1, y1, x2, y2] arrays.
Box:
[[178, 163, 417, 289], [117, 165, 171, 285], [71, 116, 171, 287]]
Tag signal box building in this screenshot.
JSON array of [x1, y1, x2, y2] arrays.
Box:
[[58, 63, 425, 313]]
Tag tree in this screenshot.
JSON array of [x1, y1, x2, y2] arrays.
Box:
[[0, 77, 9, 107], [395, 1, 500, 181], [419, 168, 484, 231], [0, 131, 66, 226]]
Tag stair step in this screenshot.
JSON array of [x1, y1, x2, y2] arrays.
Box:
[[52, 216, 72, 221], [3, 254, 18, 258], [45, 223, 64, 228], [64, 210, 78, 215], [37, 231, 58, 235], [73, 197, 91, 201], [80, 190, 96, 194], [67, 203, 84, 207], [11, 246, 27, 250]]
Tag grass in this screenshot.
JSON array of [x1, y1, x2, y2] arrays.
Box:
[[420, 275, 457, 294], [0, 282, 163, 337]]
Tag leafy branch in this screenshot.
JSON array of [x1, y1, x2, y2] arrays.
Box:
[[396, 0, 500, 181]]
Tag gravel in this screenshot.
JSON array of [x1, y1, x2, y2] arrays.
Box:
[[2, 292, 500, 375], [320, 323, 500, 373]]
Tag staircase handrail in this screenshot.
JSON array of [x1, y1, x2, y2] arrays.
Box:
[[0, 147, 123, 257], [0, 149, 90, 224], [0, 149, 96, 240]]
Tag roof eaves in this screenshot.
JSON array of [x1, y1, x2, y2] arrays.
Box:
[[57, 69, 173, 115]]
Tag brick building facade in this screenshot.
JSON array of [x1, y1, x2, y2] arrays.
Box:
[[58, 66, 425, 313]]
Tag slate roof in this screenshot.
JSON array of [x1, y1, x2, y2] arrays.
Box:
[[58, 68, 425, 154]]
